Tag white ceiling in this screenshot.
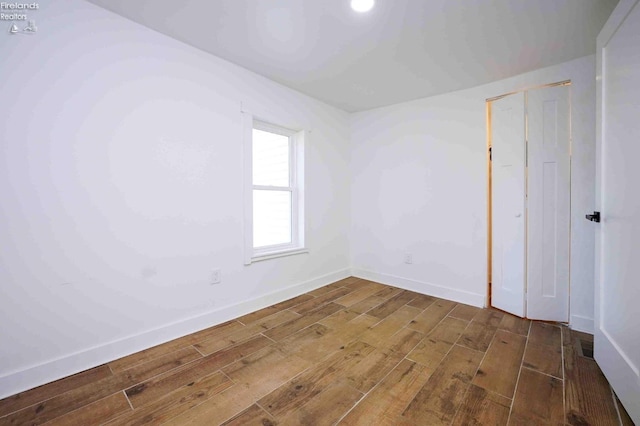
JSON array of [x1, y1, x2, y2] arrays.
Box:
[[86, 0, 618, 112]]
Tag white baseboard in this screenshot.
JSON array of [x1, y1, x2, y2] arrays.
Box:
[[0, 268, 351, 400], [351, 268, 485, 308], [570, 314, 594, 334]]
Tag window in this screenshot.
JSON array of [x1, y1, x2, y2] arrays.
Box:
[[244, 115, 305, 263]]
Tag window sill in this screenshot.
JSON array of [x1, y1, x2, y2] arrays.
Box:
[[249, 248, 309, 264]]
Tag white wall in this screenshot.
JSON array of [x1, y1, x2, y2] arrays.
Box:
[[0, 0, 351, 398], [350, 55, 596, 332]]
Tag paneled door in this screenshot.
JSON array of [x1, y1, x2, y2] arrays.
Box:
[[526, 85, 570, 322], [491, 85, 570, 322], [595, 0, 640, 421], [491, 92, 526, 317]]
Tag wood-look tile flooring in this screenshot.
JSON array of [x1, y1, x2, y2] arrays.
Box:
[[0, 277, 632, 425]]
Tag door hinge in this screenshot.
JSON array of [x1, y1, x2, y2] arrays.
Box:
[[489, 147, 492, 161]]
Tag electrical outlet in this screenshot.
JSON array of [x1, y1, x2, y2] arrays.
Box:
[[404, 253, 413, 264], [211, 269, 221, 284]]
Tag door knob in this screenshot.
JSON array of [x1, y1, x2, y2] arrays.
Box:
[[515, 213, 522, 218], [586, 211, 600, 223]]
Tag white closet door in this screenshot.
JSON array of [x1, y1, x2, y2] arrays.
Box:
[[526, 85, 570, 321], [491, 92, 526, 317]]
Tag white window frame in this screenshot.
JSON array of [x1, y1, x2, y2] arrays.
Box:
[[243, 112, 306, 264]]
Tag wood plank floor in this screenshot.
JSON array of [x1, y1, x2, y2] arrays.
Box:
[[0, 278, 632, 425]]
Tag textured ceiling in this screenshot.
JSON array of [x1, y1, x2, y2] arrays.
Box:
[[86, 0, 618, 112]]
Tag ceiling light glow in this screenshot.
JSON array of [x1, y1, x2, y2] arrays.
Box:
[[351, 0, 374, 13]]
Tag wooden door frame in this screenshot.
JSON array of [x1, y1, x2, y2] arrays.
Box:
[[486, 102, 492, 308]]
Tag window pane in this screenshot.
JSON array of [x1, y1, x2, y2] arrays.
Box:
[[253, 129, 290, 187], [253, 190, 292, 248]]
